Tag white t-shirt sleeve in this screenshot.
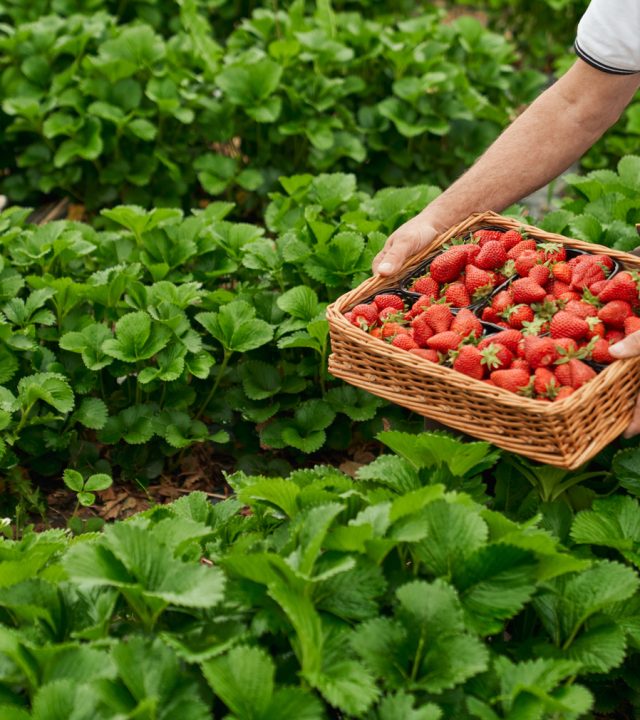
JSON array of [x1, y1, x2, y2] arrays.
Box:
[[575, 0, 640, 74]]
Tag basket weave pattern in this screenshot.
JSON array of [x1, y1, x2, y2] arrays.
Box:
[[327, 211, 640, 468]]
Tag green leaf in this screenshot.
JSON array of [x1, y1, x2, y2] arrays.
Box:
[[217, 59, 282, 106], [73, 397, 108, 430], [376, 693, 442, 720], [102, 311, 171, 362], [326, 386, 381, 421], [63, 469, 84, 493], [101, 205, 183, 239], [78, 492, 96, 507], [240, 360, 282, 400], [53, 117, 103, 167], [85, 473, 112, 492], [196, 301, 273, 354], [613, 447, 640, 496], [18, 373, 74, 414], [59, 323, 113, 370], [277, 285, 320, 321]]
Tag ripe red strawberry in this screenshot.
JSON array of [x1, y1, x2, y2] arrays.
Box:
[[585, 316, 606, 339], [554, 386, 575, 401], [351, 303, 378, 328], [557, 291, 581, 303], [553, 337, 578, 356], [409, 348, 440, 362], [381, 322, 409, 339], [444, 282, 471, 307], [392, 334, 419, 350], [605, 329, 625, 343], [564, 300, 598, 319], [480, 342, 513, 370], [379, 307, 404, 322], [453, 345, 485, 379], [410, 316, 434, 346], [624, 315, 640, 335], [490, 368, 531, 394], [571, 261, 605, 291], [482, 306, 500, 323], [529, 264, 550, 287], [507, 239, 537, 260], [533, 367, 558, 397], [474, 229, 503, 245], [550, 311, 589, 340], [552, 262, 572, 284], [430, 247, 467, 283], [478, 329, 523, 354], [598, 271, 638, 304], [590, 280, 607, 296], [475, 241, 508, 270], [427, 331, 463, 352], [370, 327, 382, 338], [550, 280, 571, 299], [554, 359, 596, 389], [374, 294, 405, 312], [511, 277, 547, 304], [538, 242, 566, 263], [598, 300, 633, 328], [411, 276, 440, 297], [501, 229, 524, 250], [465, 265, 495, 298], [514, 249, 540, 277], [510, 358, 530, 371], [503, 304, 534, 330], [451, 308, 483, 338], [407, 294, 437, 318], [492, 289, 515, 314], [591, 338, 615, 364], [424, 304, 453, 333], [524, 336, 558, 369], [344, 311, 353, 322]]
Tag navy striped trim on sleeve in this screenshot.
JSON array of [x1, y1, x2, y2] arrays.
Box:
[[575, 40, 640, 75]]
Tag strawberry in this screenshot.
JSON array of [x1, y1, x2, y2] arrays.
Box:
[[557, 291, 581, 303], [427, 331, 463, 353], [514, 249, 540, 277], [451, 308, 483, 338], [554, 386, 575, 401], [454, 243, 482, 264], [370, 327, 382, 339], [511, 277, 547, 304], [570, 261, 605, 291], [465, 265, 495, 298], [344, 311, 353, 322], [624, 315, 640, 335], [564, 300, 598, 319], [529, 264, 550, 287], [492, 289, 515, 314], [392, 334, 419, 351], [453, 345, 485, 379], [351, 303, 378, 329], [533, 367, 558, 397], [550, 311, 589, 340], [510, 357, 530, 372], [598, 300, 633, 328], [605, 329, 625, 344], [598, 271, 639, 304], [474, 229, 503, 245], [409, 348, 440, 362], [381, 322, 409, 339], [379, 307, 404, 322], [554, 358, 596, 389], [538, 242, 566, 263], [480, 342, 513, 370], [411, 276, 440, 297], [478, 329, 522, 353], [407, 294, 437, 318], [507, 239, 537, 260], [444, 282, 471, 307], [411, 315, 434, 346], [553, 337, 578, 356], [482, 306, 500, 324], [591, 337, 615, 364], [430, 247, 467, 284], [374, 294, 405, 312], [475, 241, 508, 270], [490, 368, 531, 394], [424, 304, 454, 333], [552, 262, 572, 284], [590, 280, 607, 296], [524, 336, 558, 368], [503, 304, 534, 330], [550, 280, 571, 299], [585, 315, 606, 339], [501, 229, 525, 250]]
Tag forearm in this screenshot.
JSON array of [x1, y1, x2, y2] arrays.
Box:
[[421, 59, 640, 231]]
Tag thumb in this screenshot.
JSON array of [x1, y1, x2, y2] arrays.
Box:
[[610, 330, 640, 358], [374, 238, 420, 276]]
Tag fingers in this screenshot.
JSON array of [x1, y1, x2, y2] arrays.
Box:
[[610, 330, 640, 359], [624, 392, 640, 438], [372, 217, 438, 277]]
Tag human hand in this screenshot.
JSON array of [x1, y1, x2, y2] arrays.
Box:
[[610, 332, 640, 437], [372, 211, 442, 277]]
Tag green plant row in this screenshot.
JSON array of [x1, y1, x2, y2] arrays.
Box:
[[0, 173, 441, 505], [2, 432, 640, 718], [0, 1, 544, 209]]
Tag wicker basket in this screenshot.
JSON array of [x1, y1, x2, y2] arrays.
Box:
[[327, 211, 640, 468]]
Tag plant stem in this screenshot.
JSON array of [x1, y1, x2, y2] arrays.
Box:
[[195, 350, 232, 420]]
